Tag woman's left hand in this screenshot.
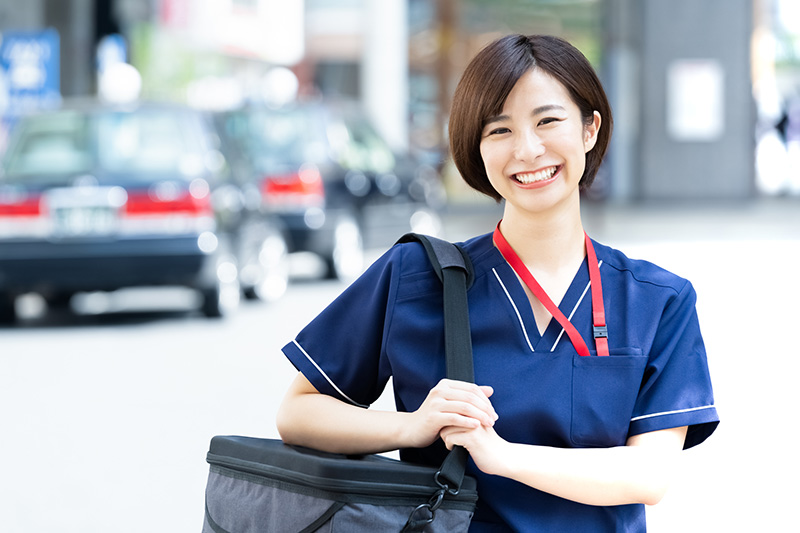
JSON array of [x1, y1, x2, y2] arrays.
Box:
[[442, 425, 689, 507], [440, 423, 509, 476]]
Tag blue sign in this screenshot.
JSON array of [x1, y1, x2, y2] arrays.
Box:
[[0, 28, 61, 116]]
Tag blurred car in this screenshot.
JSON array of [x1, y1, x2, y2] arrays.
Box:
[[0, 100, 289, 323], [212, 100, 446, 280]]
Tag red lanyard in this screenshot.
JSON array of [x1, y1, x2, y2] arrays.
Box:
[[493, 223, 609, 356]]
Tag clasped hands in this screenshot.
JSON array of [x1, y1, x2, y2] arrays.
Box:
[[407, 378, 507, 476]]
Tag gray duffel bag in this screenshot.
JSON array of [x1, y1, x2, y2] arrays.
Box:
[[202, 436, 478, 533], [202, 235, 478, 532]]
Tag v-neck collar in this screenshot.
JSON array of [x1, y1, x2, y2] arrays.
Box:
[[489, 245, 594, 353]]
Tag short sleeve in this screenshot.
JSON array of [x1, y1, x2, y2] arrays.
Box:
[[281, 245, 402, 408], [628, 280, 719, 448]]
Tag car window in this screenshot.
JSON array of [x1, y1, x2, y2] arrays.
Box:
[[3, 112, 92, 179], [2, 108, 204, 183], [343, 117, 395, 173], [246, 108, 327, 167], [329, 113, 395, 173], [97, 111, 196, 175]]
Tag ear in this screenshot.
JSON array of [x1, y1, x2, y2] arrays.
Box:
[[583, 111, 602, 153]]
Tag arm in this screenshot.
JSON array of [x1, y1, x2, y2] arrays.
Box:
[[276, 372, 498, 455], [440, 424, 687, 506]]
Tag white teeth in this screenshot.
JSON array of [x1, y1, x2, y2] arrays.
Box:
[[515, 166, 557, 184]]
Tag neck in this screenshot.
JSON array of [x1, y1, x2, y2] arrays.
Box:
[[496, 200, 585, 273]]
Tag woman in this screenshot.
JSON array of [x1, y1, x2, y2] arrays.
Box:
[[277, 34, 718, 532]]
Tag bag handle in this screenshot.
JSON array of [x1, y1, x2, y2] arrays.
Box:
[[395, 234, 475, 499]]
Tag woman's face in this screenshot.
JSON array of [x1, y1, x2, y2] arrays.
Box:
[[479, 67, 600, 217]]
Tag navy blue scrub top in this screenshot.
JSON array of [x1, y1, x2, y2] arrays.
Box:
[[282, 232, 719, 533]]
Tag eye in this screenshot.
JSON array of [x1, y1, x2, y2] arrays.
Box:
[[538, 117, 561, 126], [485, 126, 510, 136]]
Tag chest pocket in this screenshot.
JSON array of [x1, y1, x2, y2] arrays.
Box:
[[571, 350, 648, 447]]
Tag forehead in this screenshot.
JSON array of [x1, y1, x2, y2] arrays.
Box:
[[501, 68, 576, 112]]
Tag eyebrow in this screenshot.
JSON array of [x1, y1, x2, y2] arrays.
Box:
[[483, 104, 567, 127], [531, 104, 567, 115]]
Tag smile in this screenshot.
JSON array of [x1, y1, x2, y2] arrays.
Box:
[[513, 166, 559, 184]]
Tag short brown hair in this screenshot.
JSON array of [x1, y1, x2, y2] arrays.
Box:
[[449, 34, 613, 200]]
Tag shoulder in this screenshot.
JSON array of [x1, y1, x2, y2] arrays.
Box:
[[392, 231, 499, 277], [592, 240, 693, 298], [388, 232, 498, 299]]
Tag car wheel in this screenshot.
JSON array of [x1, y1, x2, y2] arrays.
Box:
[[325, 215, 364, 282], [201, 259, 241, 318], [45, 292, 75, 310], [0, 294, 16, 324], [243, 232, 289, 302]]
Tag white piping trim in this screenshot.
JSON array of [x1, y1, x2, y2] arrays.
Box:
[[292, 340, 368, 408], [630, 404, 716, 422], [492, 268, 534, 352], [552, 260, 603, 352]]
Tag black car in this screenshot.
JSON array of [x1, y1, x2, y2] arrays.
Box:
[[213, 101, 446, 280], [0, 100, 289, 322]]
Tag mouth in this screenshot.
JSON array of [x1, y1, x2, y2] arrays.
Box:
[[513, 165, 560, 184]]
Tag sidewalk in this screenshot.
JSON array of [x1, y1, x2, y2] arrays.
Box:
[[441, 196, 800, 244], [582, 197, 800, 243]]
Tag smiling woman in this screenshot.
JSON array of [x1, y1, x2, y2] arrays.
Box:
[[477, 68, 601, 219], [276, 34, 718, 533], [449, 34, 612, 201]]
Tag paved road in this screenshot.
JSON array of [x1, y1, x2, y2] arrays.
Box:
[[2, 199, 798, 532]]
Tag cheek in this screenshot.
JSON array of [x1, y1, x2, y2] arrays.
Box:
[[478, 144, 492, 174], [479, 141, 489, 163], [479, 142, 501, 173]]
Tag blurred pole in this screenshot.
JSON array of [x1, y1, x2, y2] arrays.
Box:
[[362, 0, 409, 151], [602, 0, 641, 202], [44, 0, 94, 97], [436, 0, 458, 154]]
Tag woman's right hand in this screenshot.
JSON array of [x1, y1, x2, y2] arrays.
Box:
[[403, 379, 498, 449]]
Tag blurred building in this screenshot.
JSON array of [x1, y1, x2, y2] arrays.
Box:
[[3, 0, 800, 201], [605, 0, 755, 201]]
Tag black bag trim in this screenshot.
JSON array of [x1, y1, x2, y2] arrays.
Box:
[[204, 498, 231, 533], [298, 501, 344, 533], [205, 474, 346, 533]]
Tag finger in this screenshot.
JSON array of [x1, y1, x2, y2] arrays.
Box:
[[439, 426, 460, 449], [440, 426, 472, 451], [441, 379, 492, 400], [435, 412, 481, 431], [431, 395, 496, 427], [436, 381, 498, 421], [478, 386, 498, 421]]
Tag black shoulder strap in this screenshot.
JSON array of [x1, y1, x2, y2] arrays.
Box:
[[397, 233, 475, 288], [395, 233, 474, 512], [396, 233, 474, 383]]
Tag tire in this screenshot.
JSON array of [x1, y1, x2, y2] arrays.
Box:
[[201, 259, 241, 318], [45, 292, 75, 310], [0, 294, 16, 324], [242, 232, 289, 303], [324, 215, 364, 282]]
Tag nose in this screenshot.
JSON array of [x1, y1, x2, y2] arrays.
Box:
[[513, 129, 545, 161]]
